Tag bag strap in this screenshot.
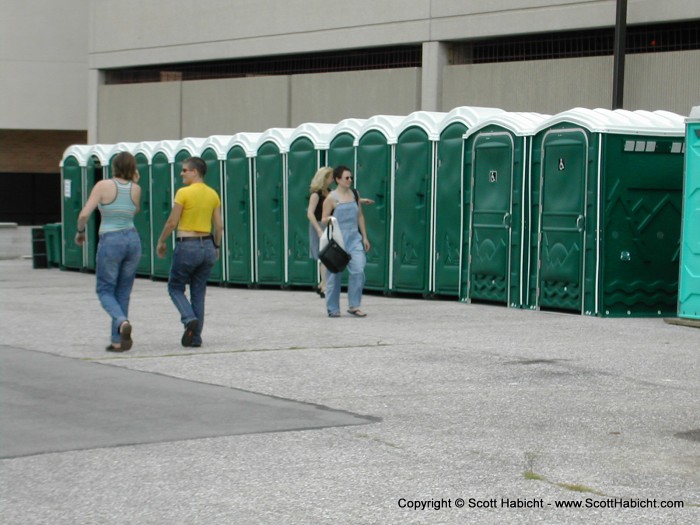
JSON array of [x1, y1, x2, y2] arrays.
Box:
[[352, 188, 359, 204]]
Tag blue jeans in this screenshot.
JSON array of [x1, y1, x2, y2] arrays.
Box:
[[95, 229, 141, 344], [168, 238, 217, 344], [326, 242, 366, 315]]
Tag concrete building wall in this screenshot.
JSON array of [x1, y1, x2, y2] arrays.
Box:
[[0, 0, 88, 130], [182, 76, 290, 137], [97, 82, 182, 143], [443, 50, 700, 115], [89, 0, 698, 69], [289, 69, 421, 126], [96, 68, 423, 142], [625, 50, 700, 114]]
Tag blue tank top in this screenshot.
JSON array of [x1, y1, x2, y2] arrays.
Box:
[[98, 180, 136, 233]]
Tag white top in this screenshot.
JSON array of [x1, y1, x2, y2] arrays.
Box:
[[534, 107, 685, 136], [397, 111, 448, 141], [152, 140, 182, 162], [439, 106, 506, 133], [175, 137, 207, 157], [354, 115, 405, 146], [229, 133, 263, 158], [290, 123, 336, 149], [256, 128, 296, 153], [133, 141, 160, 163], [89, 143, 116, 166], [330, 118, 367, 141], [201, 135, 237, 160], [60, 144, 92, 167], [464, 112, 551, 139]]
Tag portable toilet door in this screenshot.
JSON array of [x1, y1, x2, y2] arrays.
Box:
[[355, 115, 404, 292], [530, 108, 685, 316], [254, 128, 295, 286], [391, 111, 446, 295], [201, 136, 233, 284], [529, 111, 597, 313], [225, 133, 261, 285], [327, 118, 366, 170], [462, 113, 549, 308], [133, 141, 159, 276], [287, 123, 335, 288], [679, 106, 700, 319], [60, 145, 91, 270], [150, 140, 179, 278], [434, 107, 505, 297]]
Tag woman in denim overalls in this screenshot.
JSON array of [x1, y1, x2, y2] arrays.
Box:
[[321, 166, 371, 317]]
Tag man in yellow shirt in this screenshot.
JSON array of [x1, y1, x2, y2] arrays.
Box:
[[157, 157, 223, 347]]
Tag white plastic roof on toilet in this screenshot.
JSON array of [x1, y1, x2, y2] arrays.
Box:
[[88, 143, 116, 166], [290, 123, 336, 149], [330, 118, 367, 141], [355, 115, 405, 146], [534, 107, 685, 136], [439, 106, 506, 133], [256, 128, 296, 153], [464, 112, 551, 139], [230, 133, 263, 157], [60, 145, 92, 167], [176, 137, 207, 156], [133, 141, 160, 163], [397, 111, 448, 141], [201, 136, 234, 159], [152, 140, 181, 162]]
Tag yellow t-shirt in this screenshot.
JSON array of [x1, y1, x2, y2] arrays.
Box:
[[174, 182, 221, 233]]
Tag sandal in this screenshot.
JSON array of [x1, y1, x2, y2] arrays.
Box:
[[347, 309, 367, 318], [328, 312, 341, 318], [119, 321, 133, 351], [106, 344, 127, 352]]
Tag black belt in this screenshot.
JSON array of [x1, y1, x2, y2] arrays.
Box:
[[176, 235, 213, 243]]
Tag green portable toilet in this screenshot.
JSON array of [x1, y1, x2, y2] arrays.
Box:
[[133, 141, 159, 276], [254, 128, 295, 286], [391, 111, 447, 295], [355, 115, 404, 293], [462, 112, 550, 308], [327, 118, 366, 170], [150, 140, 180, 279], [434, 106, 505, 297], [529, 108, 685, 316], [60, 145, 91, 270], [224, 133, 262, 285], [200, 136, 232, 284], [287, 123, 335, 288], [679, 106, 700, 319]]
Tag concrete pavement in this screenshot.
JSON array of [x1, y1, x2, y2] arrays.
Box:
[[0, 258, 698, 524]]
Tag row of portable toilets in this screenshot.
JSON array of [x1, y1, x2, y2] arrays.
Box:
[[60, 106, 700, 318]]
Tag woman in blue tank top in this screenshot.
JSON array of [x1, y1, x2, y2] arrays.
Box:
[[321, 165, 371, 317], [76, 151, 142, 352]]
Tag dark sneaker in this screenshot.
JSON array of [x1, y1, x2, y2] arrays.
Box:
[[181, 319, 199, 347]]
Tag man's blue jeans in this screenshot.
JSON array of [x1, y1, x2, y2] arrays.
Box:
[[95, 229, 141, 344], [167, 238, 217, 344]]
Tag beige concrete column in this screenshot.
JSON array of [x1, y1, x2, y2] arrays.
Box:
[[421, 41, 449, 111]]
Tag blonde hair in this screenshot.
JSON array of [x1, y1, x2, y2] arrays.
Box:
[[309, 166, 333, 194]]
